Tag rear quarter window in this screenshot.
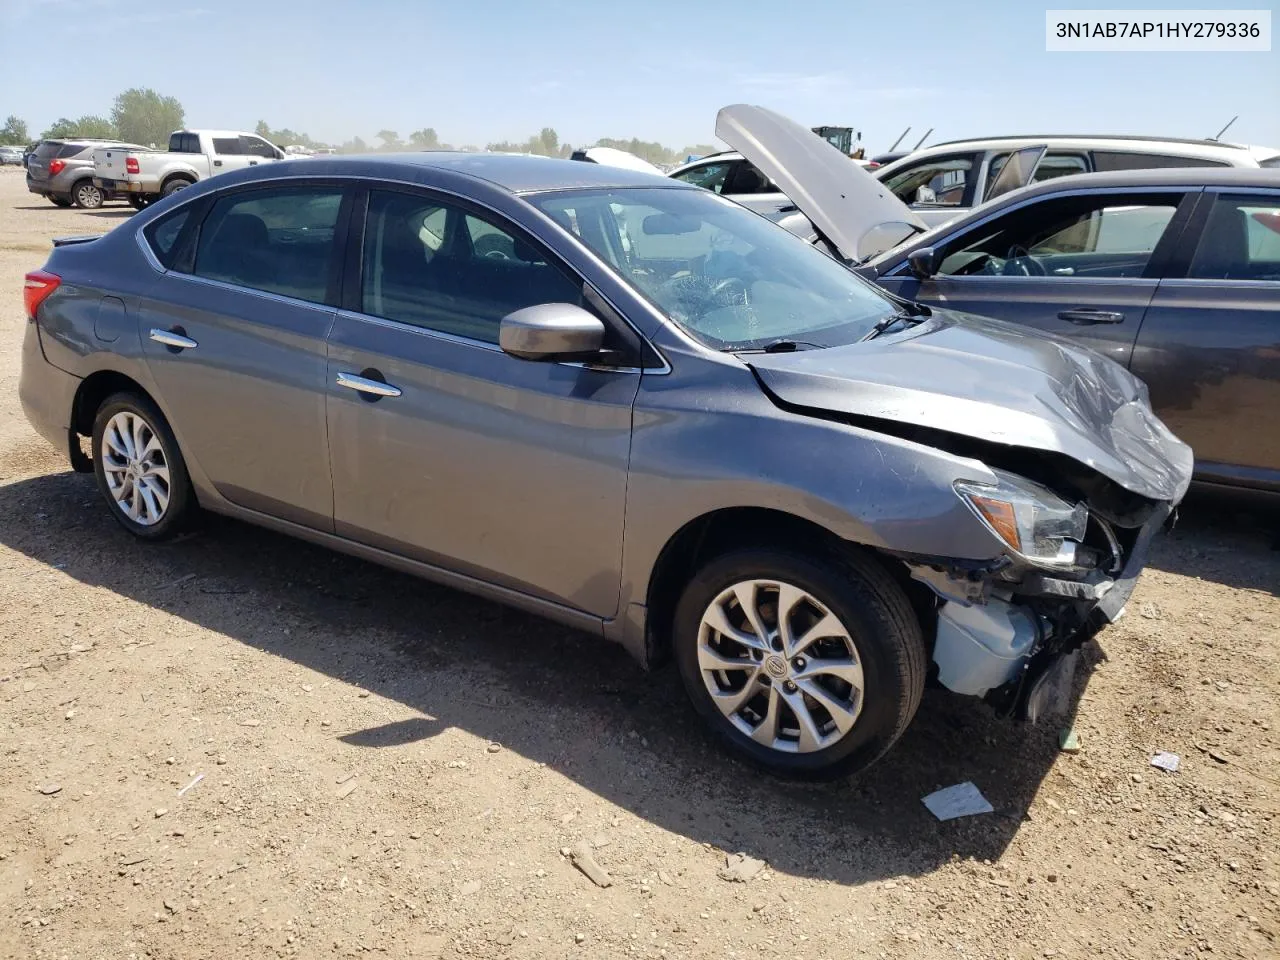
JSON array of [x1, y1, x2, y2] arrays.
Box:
[[1092, 151, 1230, 172], [144, 208, 194, 269]]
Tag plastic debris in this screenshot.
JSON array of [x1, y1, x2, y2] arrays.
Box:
[[922, 782, 994, 821], [718, 852, 766, 883], [1150, 752, 1180, 773], [1058, 728, 1082, 753], [177, 774, 204, 797], [569, 841, 612, 888]]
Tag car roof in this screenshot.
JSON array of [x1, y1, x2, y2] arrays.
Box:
[[930, 133, 1250, 150], [245, 151, 686, 194], [882, 135, 1277, 166]]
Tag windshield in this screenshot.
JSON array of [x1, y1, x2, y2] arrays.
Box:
[[529, 187, 898, 350]]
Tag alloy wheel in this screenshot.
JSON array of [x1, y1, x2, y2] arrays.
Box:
[[76, 182, 103, 208], [697, 579, 865, 753], [100, 411, 171, 526]]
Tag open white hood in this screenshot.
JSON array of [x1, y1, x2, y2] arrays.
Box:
[[715, 104, 927, 262]]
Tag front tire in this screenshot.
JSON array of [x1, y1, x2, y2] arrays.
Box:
[[91, 392, 196, 540], [674, 546, 926, 780], [72, 180, 104, 209]]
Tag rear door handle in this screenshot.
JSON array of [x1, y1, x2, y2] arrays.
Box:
[[149, 328, 198, 350], [1057, 309, 1124, 325], [213, 160, 223, 167], [336, 371, 402, 399]]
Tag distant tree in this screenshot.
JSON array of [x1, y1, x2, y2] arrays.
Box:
[[340, 136, 369, 154], [409, 127, 440, 149], [111, 88, 184, 147], [1, 115, 29, 144], [255, 120, 271, 138], [376, 129, 403, 150], [72, 115, 117, 138], [42, 116, 115, 139]]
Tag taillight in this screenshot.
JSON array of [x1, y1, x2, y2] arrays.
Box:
[[125, 156, 140, 174], [24, 270, 61, 320], [866, 161, 880, 169], [48, 158, 66, 176]]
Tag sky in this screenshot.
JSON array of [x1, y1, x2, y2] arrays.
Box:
[[1, 0, 1277, 152]]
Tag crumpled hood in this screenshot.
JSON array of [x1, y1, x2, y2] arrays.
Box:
[[747, 312, 1194, 503]]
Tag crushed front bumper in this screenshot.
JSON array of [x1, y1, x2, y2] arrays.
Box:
[[906, 502, 1175, 717]]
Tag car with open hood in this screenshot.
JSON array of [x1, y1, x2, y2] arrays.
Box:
[[716, 104, 1280, 497], [20, 151, 1191, 778]]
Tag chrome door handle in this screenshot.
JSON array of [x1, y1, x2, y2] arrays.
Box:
[[336, 371, 401, 398], [149, 328, 198, 349], [1058, 309, 1124, 325]]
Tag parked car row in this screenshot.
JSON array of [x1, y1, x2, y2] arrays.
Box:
[[25, 138, 149, 209], [0, 144, 24, 166], [671, 129, 1280, 230], [92, 129, 290, 205]]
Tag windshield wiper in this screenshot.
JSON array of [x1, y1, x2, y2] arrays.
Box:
[[859, 309, 928, 342], [731, 339, 825, 354]]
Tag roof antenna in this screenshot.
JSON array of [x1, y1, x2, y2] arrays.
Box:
[[1210, 115, 1238, 141], [887, 127, 911, 152], [912, 127, 934, 150]]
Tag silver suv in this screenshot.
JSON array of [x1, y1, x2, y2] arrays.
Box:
[[26, 138, 147, 209]]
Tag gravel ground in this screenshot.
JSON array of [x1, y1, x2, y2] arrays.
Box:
[[1, 165, 1277, 959]]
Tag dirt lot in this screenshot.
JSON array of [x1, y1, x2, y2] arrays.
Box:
[[0, 165, 1277, 959]]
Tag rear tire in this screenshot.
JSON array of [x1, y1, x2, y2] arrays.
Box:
[[49, 195, 73, 208], [673, 546, 926, 781], [91, 392, 197, 541], [160, 177, 193, 198], [72, 180, 104, 209]]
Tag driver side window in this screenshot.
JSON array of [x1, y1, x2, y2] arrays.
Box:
[[935, 194, 1181, 279]]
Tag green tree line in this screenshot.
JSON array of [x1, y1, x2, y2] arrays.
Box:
[[6, 97, 717, 164]]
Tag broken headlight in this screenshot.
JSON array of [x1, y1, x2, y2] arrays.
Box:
[[955, 470, 1088, 567]]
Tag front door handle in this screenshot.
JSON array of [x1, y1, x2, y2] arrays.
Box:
[[248, 160, 258, 166], [336, 371, 402, 399], [149, 328, 198, 350], [213, 160, 223, 167], [1058, 309, 1124, 325]]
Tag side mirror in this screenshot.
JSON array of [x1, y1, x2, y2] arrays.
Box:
[[908, 246, 937, 281], [499, 303, 605, 361]]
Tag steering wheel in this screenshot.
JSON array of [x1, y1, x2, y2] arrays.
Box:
[[1001, 244, 1047, 276]]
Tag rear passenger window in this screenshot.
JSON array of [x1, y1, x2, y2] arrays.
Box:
[[361, 190, 582, 343], [193, 187, 345, 303], [211, 137, 242, 155], [1187, 195, 1280, 281]]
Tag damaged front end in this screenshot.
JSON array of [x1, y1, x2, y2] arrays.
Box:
[[901, 465, 1177, 722]]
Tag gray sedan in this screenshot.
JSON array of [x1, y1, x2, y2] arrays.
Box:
[[19, 154, 1191, 778]]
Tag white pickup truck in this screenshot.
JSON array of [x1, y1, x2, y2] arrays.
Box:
[[92, 129, 289, 205]]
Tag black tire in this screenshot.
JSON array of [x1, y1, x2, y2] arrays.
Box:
[[91, 392, 197, 541], [71, 180, 104, 209], [674, 546, 926, 781], [160, 177, 193, 198], [127, 195, 154, 210], [49, 195, 73, 208]]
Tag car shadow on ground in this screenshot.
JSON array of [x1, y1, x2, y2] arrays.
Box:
[[1, 469, 1125, 885], [1150, 488, 1280, 595]]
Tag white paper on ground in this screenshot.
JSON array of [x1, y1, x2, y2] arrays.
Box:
[[1150, 752, 1181, 772], [922, 781, 995, 821]]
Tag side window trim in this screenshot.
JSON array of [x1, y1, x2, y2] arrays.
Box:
[[1168, 187, 1280, 283], [346, 182, 654, 367], [183, 179, 351, 307]]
